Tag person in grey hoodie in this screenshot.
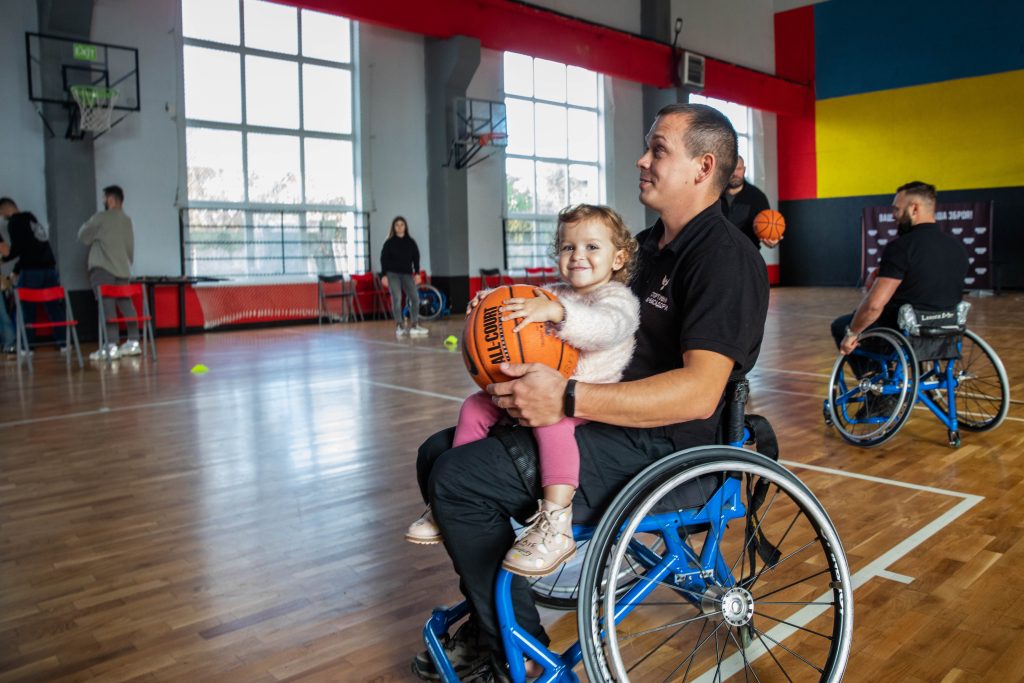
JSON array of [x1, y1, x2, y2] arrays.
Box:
[[78, 185, 139, 360]]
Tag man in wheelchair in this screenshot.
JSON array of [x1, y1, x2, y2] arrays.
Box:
[[411, 104, 770, 681], [831, 181, 968, 414]]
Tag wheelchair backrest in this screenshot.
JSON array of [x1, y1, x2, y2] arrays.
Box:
[[898, 302, 968, 361]]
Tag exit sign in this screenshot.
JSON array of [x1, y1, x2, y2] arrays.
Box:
[[73, 43, 98, 61]]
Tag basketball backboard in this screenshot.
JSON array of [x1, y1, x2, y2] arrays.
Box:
[[450, 97, 507, 169], [26, 32, 140, 111]]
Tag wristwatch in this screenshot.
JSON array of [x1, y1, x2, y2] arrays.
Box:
[[844, 326, 858, 339], [564, 379, 578, 418]]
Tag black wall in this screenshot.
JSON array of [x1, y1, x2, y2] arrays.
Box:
[[779, 186, 1024, 289]]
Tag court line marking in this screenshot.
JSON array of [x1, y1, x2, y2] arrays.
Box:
[[695, 460, 982, 682], [753, 385, 1024, 421], [877, 569, 915, 584]]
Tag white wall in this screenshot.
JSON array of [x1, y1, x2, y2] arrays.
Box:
[[91, 0, 183, 277], [0, 0, 48, 233], [359, 24, 430, 274], [465, 48, 505, 275]]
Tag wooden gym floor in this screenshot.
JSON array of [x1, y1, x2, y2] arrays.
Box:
[[1, 287, 1023, 682]]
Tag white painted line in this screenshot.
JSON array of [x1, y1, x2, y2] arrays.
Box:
[[360, 380, 464, 403], [694, 462, 982, 682], [877, 569, 915, 584]]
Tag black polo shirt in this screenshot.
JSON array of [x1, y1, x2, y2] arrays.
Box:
[[624, 203, 769, 449], [878, 223, 968, 318], [721, 182, 770, 248]]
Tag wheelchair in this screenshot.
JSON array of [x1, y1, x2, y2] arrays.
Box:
[[824, 303, 1010, 448], [423, 380, 854, 682], [403, 283, 449, 321]]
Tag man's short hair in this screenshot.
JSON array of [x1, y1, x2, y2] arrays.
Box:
[[896, 181, 936, 205], [0, 197, 16, 210], [103, 185, 124, 203], [655, 103, 738, 194]]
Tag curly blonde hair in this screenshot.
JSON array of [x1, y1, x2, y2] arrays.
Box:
[[551, 204, 639, 284]]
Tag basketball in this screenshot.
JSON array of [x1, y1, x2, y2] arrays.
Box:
[[753, 209, 786, 242], [462, 285, 579, 390]]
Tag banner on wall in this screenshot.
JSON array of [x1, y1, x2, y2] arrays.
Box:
[[861, 202, 994, 290]]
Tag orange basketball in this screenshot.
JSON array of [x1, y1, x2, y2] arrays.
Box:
[[753, 209, 786, 242], [462, 285, 579, 390]]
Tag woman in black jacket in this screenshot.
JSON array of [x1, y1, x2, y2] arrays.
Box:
[[380, 216, 427, 337]]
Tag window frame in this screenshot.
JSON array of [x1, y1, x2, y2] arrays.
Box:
[[502, 53, 605, 272], [179, 1, 365, 279]]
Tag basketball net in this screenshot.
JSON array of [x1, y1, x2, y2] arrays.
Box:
[[70, 85, 119, 133]]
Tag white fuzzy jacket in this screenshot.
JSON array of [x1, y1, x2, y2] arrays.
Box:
[[547, 281, 639, 384]]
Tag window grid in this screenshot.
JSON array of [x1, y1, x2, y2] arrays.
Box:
[[504, 53, 603, 271], [181, 1, 364, 278]]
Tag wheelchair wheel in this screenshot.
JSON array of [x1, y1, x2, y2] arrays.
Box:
[[826, 329, 918, 447], [934, 329, 1010, 432], [578, 447, 853, 683], [417, 284, 444, 321]]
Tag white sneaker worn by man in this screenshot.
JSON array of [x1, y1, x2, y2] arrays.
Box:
[[409, 325, 429, 337], [396, 324, 408, 338], [90, 343, 120, 361], [119, 340, 142, 357]]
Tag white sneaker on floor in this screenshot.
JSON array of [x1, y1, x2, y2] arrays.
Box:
[[409, 325, 429, 337], [396, 324, 408, 338], [90, 343, 120, 361], [119, 340, 142, 356]]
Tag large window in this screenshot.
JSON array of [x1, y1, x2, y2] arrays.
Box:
[[503, 52, 603, 271], [180, 0, 365, 278]]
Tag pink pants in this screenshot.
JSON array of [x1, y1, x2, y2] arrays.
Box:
[[453, 391, 585, 489]]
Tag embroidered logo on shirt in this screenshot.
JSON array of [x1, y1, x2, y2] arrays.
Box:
[[645, 291, 669, 311], [660, 275, 670, 290]]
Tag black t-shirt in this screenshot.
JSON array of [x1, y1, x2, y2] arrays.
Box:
[[379, 235, 420, 276], [2, 212, 55, 273], [624, 202, 769, 448], [720, 182, 770, 248], [877, 223, 968, 317]]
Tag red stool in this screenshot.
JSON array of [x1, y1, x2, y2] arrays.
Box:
[[14, 286, 83, 371]]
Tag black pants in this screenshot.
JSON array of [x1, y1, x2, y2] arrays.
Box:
[[417, 422, 676, 654], [830, 310, 898, 378]]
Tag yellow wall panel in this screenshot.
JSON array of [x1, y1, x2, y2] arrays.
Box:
[[815, 70, 1024, 198]]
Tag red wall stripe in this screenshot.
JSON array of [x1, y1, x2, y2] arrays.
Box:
[[774, 5, 817, 201]]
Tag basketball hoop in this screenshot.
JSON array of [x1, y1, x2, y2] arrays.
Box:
[[477, 132, 508, 147], [70, 85, 119, 134]]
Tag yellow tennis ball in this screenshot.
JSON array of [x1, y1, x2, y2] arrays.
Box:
[[190, 364, 209, 374]]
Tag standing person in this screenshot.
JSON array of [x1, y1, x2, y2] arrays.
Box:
[[832, 181, 968, 383], [78, 185, 140, 360], [406, 204, 640, 579], [0, 197, 66, 352], [380, 216, 428, 338], [721, 155, 779, 248], [0, 198, 18, 353], [408, 104, 769, 681]]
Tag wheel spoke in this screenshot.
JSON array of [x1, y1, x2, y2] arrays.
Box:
[[752, 567, 831, 601], [752, 625, 825, 674]]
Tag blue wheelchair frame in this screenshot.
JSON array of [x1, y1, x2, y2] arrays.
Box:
[[828, 331, 962, 438], [402, 284, 449, 321], [422, 431, 752, 683]]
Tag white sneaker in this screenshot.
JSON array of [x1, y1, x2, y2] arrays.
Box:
[[90, 343, 120, 361], [409, 325, 429, 337], [119, 340, 142, 357], [396, 324, 408, 338]]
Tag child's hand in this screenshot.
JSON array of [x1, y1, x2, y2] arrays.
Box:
[[501, 292, 564, 332], [465, 290, 489, 316]]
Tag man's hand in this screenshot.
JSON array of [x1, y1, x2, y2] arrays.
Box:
[[839, 331, 859, 355], [0, 242, 9, 257], [414, 273, 422, 285], [761, 237, 781, 248], [381, 275, 389, 289], [487, 362, 568, 427], [501, 292, 564, 332]]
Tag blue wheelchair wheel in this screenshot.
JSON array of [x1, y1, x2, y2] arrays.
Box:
[[578, 447, 853, 683], [827, 329, 918, 447], [401, 284, 445, 321], [932, 329, 1010, 432]]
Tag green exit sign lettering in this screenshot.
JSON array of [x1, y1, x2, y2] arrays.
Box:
[[73, 43, 98, 61]]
